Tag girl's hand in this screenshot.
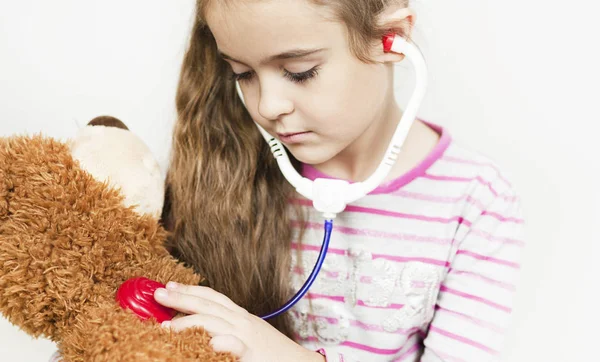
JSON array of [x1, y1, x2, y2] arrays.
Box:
[[154, 282, 324, 362]]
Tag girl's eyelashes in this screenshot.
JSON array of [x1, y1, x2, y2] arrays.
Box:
[[231, 66, 320, 84], [283, 66, 320, 84], [231, 71, 253, 82]]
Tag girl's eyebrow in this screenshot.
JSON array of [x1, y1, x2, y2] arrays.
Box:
[[219, 48, 327, 65]]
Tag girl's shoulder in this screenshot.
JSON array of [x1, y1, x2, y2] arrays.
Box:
[[439, 136, 519, 198]]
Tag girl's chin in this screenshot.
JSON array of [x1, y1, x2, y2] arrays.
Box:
[[285, 146, 336, 166]]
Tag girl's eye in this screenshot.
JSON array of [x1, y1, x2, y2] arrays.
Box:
[[283, 66, 320, 84], [231, 71, 254, 83], [230, 66, 320, 84]]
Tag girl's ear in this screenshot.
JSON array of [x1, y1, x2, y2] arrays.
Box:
[[371, 6, 416, 64]]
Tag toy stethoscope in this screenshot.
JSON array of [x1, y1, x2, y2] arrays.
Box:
[[233, 33, 429, 320], [114, 33, 427, 325]]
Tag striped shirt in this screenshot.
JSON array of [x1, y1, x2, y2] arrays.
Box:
[[290, 122, 524, 361]]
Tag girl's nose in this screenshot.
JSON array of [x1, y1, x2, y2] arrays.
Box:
[[257, 81, 294, 121]]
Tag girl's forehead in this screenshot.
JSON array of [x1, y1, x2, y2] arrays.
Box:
[[205, 0, 341, 64], [204, 0, 335, 22]]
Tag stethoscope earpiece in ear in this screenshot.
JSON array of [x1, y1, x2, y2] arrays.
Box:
[[382, 32, 396, 53], [382, 32, 408, 54]]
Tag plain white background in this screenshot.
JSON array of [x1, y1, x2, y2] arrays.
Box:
[[0, 0, 598, 360]]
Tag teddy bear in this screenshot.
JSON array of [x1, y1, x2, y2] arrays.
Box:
[[0, 116, 237, 361]]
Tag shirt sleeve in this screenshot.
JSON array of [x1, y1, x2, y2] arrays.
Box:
[[421, 188, 525, 361]]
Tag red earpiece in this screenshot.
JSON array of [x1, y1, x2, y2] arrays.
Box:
[[382, 32, 396, 53]]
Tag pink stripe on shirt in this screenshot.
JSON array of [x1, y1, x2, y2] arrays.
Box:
[[481, 210, 524, 223], [434, 305, 506, 333], [390, 189, 489, 210], [393, 342, 422, 361], [292, 220, 453, 245], [421, 174, 501, 197], [469, 228, 525, 247], [456, 250, 520, 269], [440, 155, 513, 188], [291, 198, 472, 226], [429, 326, 499, 355], [294, 309, 421, 335], [439, 285, 512, 313], [291, 242, 451, 267], [305, 292, 405, 310], [448, 269, 517, 291], [299, 335, 423, 356]]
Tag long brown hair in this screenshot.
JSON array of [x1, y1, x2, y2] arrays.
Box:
[[162, 0, 411, 336]]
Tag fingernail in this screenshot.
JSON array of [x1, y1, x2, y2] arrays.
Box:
[[166, 281, 178, 290], [161, 321, 171, 329], [155, 288, 168, 298]]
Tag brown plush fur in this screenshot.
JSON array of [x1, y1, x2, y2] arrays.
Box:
[[0, 135, 237, 361]]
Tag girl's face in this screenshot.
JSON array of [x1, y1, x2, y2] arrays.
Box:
[[206, 0, 398, 167]]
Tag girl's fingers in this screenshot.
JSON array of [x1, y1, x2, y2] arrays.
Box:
[[154, 288, 233, 319], [210, 334, 248, 357], [165, 282, 245, 312], [164, 313, 234, 335], [172, 313, 185, 321]]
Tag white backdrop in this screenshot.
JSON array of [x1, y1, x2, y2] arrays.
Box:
[[0, 1, 598, 361]]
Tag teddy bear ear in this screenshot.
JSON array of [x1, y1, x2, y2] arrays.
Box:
[[87, 116, 129, 130]]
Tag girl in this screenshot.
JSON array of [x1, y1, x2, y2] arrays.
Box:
[[152, 0, 522, 361]]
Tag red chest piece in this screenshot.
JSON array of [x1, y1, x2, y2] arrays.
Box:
[[116, 277, 177, 323]]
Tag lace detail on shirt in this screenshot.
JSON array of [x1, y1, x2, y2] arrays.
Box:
[[292, 307, 312, 339], [291, 303, 351, 345], [383, 262, 440, 332], [318, 253, 348, 296], [315, 304, 351, 344], [290, 247, 442, 343], [349, 247, 399, 308]]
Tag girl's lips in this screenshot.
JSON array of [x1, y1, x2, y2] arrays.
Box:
[[276, 131, 312, 144]]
